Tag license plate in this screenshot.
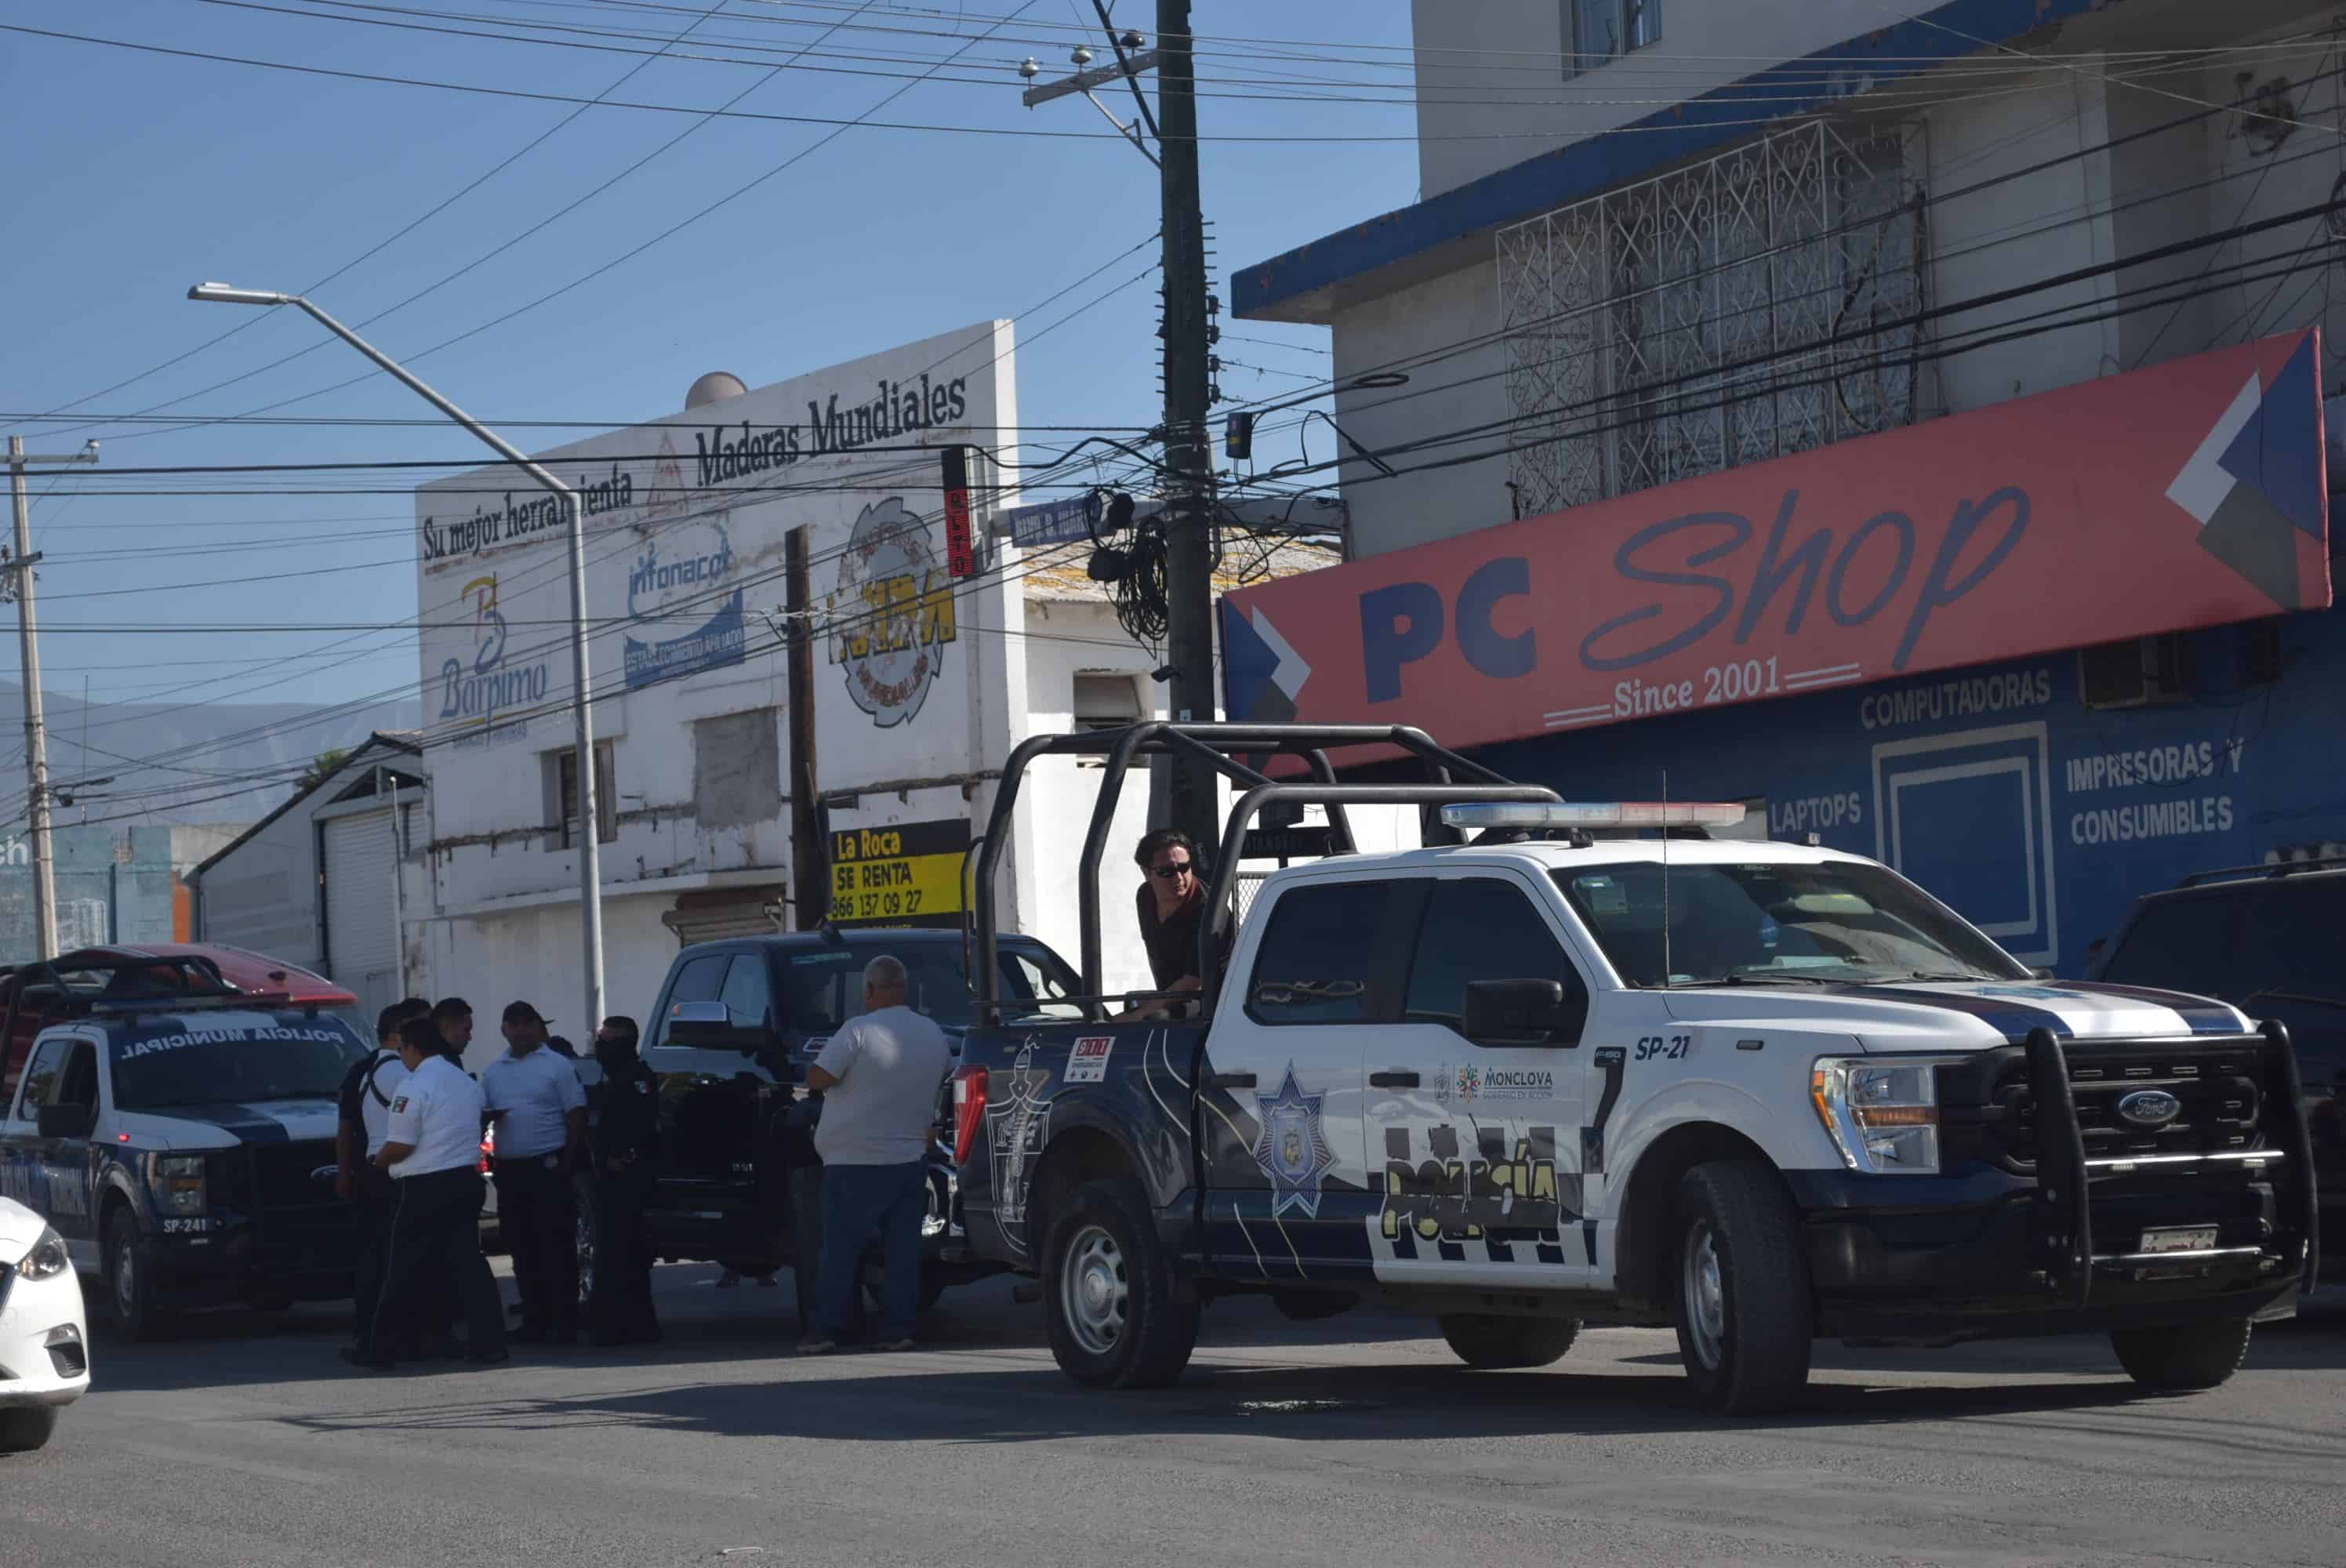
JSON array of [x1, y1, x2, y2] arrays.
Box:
[[2140, 1225, 2217, 1254]]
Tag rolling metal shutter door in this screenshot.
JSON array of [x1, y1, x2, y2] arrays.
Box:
[[323, 809, 397, 1014]]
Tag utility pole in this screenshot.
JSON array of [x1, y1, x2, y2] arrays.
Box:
[[784, 527, 828, 931], [1020, 5, 1218, 848], [1155, 0, 1220, 852], [5, 436, 99, 961]]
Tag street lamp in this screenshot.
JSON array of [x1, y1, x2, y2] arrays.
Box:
[[189, 282, 606, 1029]]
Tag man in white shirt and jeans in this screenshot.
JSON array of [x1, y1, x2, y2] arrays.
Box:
[[481, 1000, 588, 1345], [348, 1016, 509, 1370], [801, 955, 953, 1354]]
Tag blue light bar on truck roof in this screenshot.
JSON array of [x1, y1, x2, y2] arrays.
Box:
[[1439, 802, 1747, 830]]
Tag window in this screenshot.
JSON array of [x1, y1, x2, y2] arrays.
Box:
[[1074, 674, 1142, 731], [1555, 860, 2027, 989], [694, 709, 780, 828], [2080, 634, 2195, 710], [1566, 0, 1659, 76], [112, 1029, 357, 1112], [2229, 880, 2346, 1002], [777, 946, 982, 1036], [1247, 880, 1397, 1024], [1000, 947, 1084, 1020], [15, 1037, 74, 1114], [1073, 673, 1144, 766], [544, 740, 617, 848], [1404, 879, 1589, 1042], [2098, 895, 2242, 998], [718, 953, 774, 1032], [648, 952, 732, 1050]]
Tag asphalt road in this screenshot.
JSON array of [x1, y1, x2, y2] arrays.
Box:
[[5, 1266, 2341, 1568]]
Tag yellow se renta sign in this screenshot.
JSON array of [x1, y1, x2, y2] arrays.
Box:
[[827, 818, 971, 929]]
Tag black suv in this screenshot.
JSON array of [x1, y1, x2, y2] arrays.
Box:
[[2089, 858, 2342, 1279], [623, 927, 1081, 1327]]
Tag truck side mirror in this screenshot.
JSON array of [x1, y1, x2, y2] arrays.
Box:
[[1462, 979, 1575, 1047], [37, 1102, 96, 1140]]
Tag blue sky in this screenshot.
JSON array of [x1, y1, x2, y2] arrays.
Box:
[[0, 0, 1418, 746]]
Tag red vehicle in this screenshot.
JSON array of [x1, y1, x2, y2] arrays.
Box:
[[0, 944, 368, 1099]]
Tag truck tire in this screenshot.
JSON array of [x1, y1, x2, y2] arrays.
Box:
[[0, 1406, 59, 1454], [1040, 1178, 1199, 1388], [1437, 1313, 1579, 1370], [104, 1211, 167, 1344], [2110, 1317, 2253, 1391], [1671, 1161, 1812, 1415]]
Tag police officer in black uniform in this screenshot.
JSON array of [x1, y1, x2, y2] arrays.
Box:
[[585, 1015, 662, 1346]]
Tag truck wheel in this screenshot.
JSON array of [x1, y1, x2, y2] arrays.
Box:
[[1672, 1161, 1812, 1415], [2110, 1318, 2253, 1391], [1437, 1313, 1579, 1370], [0, 1406, 60, 1454], [104, 1213, 167, 1344], [1041, 1178, 1199, 1389]]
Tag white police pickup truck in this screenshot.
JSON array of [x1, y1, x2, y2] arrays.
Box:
[[0, 993, 369, 1338], [955, 724, 2320, 1414]]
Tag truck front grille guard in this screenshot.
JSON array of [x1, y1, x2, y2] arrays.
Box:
[[2025, 1023, 2319, 1306], [2024, 1027, 2093, 1310], [2260, 1019, 2321, 1291]]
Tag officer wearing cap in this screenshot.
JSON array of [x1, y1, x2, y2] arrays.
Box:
[[346, 1016, 507, 1370], [481, 1000, 587, 1345]]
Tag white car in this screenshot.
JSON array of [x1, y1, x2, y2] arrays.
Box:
[[1, 1193, 89, 1454]]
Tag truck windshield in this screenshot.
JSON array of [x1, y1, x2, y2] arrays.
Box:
[[111, 1017, 368, 1110], [1552, 861, 2026, 989]]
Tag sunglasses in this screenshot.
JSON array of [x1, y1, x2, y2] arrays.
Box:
[[1149, 861, 1194, 880]]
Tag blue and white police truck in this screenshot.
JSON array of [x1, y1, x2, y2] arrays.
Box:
[[0, 978, 368, 1339]]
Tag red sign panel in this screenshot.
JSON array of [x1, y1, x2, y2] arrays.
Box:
[[1222, 332, 2331, 746], [940, 444, 975, 579]]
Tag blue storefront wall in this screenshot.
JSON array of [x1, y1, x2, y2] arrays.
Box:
[[1474, 606, 2346, 975], [0, 826, 180, 964]]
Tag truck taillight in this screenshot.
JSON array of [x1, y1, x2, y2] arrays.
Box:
[[952, 1065, 988, 1166]]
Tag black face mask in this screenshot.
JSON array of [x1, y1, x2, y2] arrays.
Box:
[[595, 1038, 636, 1073]]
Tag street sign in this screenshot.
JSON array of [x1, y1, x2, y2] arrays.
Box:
[[1000, 491, 1101, 549]]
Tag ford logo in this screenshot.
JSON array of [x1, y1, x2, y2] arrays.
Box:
[[2116, 1089, 2183, 1128]]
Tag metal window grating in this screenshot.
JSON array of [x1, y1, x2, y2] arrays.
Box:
[[1496, 120, 1931, 517]]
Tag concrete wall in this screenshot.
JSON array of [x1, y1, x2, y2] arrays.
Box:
[[1330, 262, 1514, 559], [194, 804, 322, 968], [1329, 8, 2346, 561], [1410, 0, 1936, 198]]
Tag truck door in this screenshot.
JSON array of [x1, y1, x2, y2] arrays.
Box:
[[2, 1036, 101, 1266], [1195, 876, 1411, 1280], [1365, 873, 1597, 1289]]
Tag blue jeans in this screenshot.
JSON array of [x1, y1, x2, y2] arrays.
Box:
[[812, 1160, 928, 1341]]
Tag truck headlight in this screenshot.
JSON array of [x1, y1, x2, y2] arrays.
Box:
[[148, 1152, 209, 1215], [18, 1225, 70, 1281], [1810, 1058, 1959, 1175]]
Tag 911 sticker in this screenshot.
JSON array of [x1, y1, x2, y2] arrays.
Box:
[[1064, 1036, 1114, 1084]]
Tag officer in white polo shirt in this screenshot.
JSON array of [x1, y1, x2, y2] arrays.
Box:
[[481, 1000, 588, 1345], [335, 997, 430, 1361], [347, 1016, 508, 1370]]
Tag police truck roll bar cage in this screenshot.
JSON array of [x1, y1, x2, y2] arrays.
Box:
[[968, 721, 1562, 1018]]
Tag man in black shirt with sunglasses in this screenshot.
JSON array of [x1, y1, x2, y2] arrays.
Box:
[[1128, 829, 1231, 1019]]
